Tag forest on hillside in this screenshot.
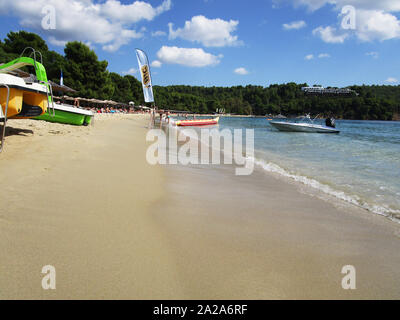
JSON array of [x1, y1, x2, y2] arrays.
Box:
[[1, 31, 399, 120]]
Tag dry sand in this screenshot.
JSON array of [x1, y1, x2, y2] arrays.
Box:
[[0, 114, 184, 299], [0, 114, 399, 299]]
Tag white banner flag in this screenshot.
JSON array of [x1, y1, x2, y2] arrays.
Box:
[[135, 49, 154, 103]]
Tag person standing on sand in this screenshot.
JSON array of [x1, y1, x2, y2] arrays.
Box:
[[159, 110, 164, 128], [166, 111, 171, 124]]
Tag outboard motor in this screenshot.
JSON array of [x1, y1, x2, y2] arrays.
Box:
[[325, 117, 336, 128]]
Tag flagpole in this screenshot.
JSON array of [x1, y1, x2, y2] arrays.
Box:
[[151, 103, 156, 128]]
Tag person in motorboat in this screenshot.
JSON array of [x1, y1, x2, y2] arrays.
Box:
[[325, 117, 336, 128]]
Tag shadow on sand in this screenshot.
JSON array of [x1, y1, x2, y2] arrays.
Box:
[[2, 125, 34, 137]]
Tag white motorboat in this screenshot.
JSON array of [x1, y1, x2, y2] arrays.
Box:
[[269, 115, 340, 134]]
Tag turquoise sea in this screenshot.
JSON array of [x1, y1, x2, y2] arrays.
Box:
[[210, 117, 400, 223]]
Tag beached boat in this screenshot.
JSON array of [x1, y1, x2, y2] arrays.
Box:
[[0, 47, 94, 126], [0, 48, 56, 152], [36, 103, 93, 126], [0, 48, 54, 118], [0, 83, 9, 152], [0, 73, 49, 119], [0, 72, 51, 152], [175, 117, 220, 127], [269, 115, 340, 133]]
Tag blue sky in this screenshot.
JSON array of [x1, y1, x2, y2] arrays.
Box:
[[0, 0, 399, 87]]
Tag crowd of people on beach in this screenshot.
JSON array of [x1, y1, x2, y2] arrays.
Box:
[[55, 100, 150, 114], [88, 106, 142, 114]]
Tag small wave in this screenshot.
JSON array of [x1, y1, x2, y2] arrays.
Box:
[[252, 157, 400, 224], [166, 125, 400, 224]]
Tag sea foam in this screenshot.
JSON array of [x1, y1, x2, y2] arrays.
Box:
[[251, 157, 400, 224]]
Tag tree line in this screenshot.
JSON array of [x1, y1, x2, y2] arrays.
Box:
[[0, 31, 399, 120]]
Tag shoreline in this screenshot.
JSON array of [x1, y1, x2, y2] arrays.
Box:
[[158, 162, 400, 299], [0, 115, 399, 299], [251, 157, 400, 224], [168, 114, 400, 121], [167, 122, 400, 225]]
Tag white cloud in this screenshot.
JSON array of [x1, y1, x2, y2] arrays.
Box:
[[275, 0, 400, 12], [156, 46, 222, 67], [280, 1, 400, 43], [151, 60, 162, 68], [356, 9, 400, 42], [283, 20, 307, 30], [366, 51, 379, 58], [102, 29, 143, 52], [168, 15, 242, 47], [312, 26, 348, 43], [122, 68, 137, 75], [48, 37, 67, 47], [101, 0, 171, 24], [318, 53, 330, 58], [312, 11, 400, 43], [152, 30, 167, 37], [385, 77, 398, 83], [0, 0, 171, 52], [234, 67, 249, 75], [305, 53, 330, 59]]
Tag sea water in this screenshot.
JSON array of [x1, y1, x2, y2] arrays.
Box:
[[210, 117, 399, 222], [166, 116, 400, 223]]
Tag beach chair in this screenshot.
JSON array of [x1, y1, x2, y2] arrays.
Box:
[[0, 84, 10, 153]]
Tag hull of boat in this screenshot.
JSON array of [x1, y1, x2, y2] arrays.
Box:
[[270, 121, 340, 133], [176, 117, 219, 127], [0, 74, 49, 119], [0, 87, 23, 117], [11, 91, 48, 119], [35, 104, 94, 126]]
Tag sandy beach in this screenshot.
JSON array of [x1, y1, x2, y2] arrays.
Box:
[[0, 114, 399, 299], [158, 163, 400, 299], [0, 115, 184, 299]]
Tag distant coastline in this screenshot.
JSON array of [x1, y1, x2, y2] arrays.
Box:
[[166, 113, 400, 121], [1, 31, 399, 122]]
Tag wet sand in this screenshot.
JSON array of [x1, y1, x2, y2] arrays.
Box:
[[0, 115, 399, 299], [157, 163, 400, 299]]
